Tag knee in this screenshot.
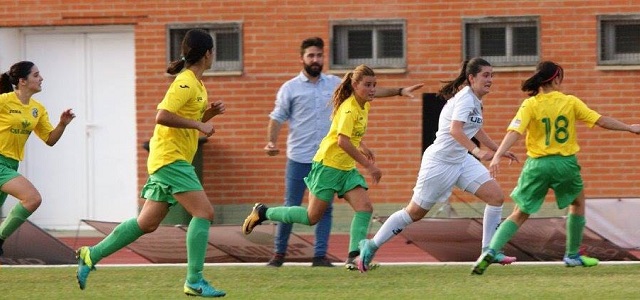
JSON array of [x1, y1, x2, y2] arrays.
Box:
[[355, 201, 373, 214], [190, 206, 214, 222], [405, 204, 428, 222], [204, 211, 215, 223], [22, 193, 42, 212], [484, 191, 504, 207], [509, 208, 530, 225], [138, 222, 159, 234]]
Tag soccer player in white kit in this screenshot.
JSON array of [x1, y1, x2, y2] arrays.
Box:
[[358, 57, 518, 271]]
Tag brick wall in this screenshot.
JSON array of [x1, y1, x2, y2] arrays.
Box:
[[2, 0, 640, 207]]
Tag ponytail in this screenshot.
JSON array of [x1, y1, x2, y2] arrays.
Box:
[[166, 29, 214, 75], [521, 61, 563, 96], [0, 61, 35, 93], [167, 57, 186, 75], [331, 72, 354, 117], [437, 60, 470, 100], [0, 72, 13, 93], [330, 64, 375, 118]]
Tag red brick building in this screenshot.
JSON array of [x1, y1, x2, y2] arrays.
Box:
[[1, 1, 639, 227]]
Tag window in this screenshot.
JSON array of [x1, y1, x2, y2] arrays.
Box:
[[167, 23, 242, 73], [599, 15, 640, 65], [331, 20, 406, 69], [464, 16, 539, 67]]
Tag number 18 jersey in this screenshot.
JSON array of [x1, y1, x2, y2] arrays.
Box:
[[508, 91, 601, 158]]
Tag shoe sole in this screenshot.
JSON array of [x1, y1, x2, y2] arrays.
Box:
[[357, 240, 375, 273], [184, 282, 226, 297], [345, 263, 357, 271], [184, 289, 226, 298], [242, 204, 261, 235], [471, 252, 494, 275], [75, 247, 92, 290], [565, 261, 599, 268]]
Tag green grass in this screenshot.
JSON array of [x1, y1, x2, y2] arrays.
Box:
[[1, 264, 639, 299]]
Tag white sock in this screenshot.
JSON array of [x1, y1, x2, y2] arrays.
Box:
[[372, 209, 413, 248], [482, 204, 503, 249]]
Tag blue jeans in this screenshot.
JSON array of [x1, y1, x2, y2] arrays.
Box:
[[274, 159, 332, 257]]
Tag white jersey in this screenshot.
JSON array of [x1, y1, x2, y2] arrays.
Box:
[[423, 86, 483, 164]]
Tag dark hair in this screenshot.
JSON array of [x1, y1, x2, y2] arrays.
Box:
[[0, 61, 36, 93], [300, 37, 324, 55], [521, 61, 564, 96], [437, 57, 492, 100], [331, 64, 375, 117], [167, 29, 214, 75]]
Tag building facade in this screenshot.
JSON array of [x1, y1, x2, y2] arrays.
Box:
[[1, 0, 639, 228]]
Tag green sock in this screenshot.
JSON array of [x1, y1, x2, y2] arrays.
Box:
[[566, 213, 586, 256], [90, 218, 144, 264], [488, 219, 519, 252], [266, 206, 310, 225], [0, 203, 32, 240], [186, 217, 211, 284], [349, 211, 372, 253]]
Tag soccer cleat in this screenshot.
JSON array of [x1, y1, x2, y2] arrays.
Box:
[[492, 252, 517, 265], [242, 203, 267, 235], [344, 256, 358, 271], [563, 254, 599, 267], [357, 239, 378, 272], [345, 256, 379, 271], [184, 278, 226, 298], [482, 248, 516, 265], [266, 253, 285, 267], [471, 249, 495, 275], [311, 256, 335, 267], [76, 246, 96, 290]]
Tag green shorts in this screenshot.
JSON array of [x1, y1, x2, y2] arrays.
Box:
[[510, 155, 583, 214], [303, 161, 368, 202], [0, 154, 20, 207], [140, 160, 203, 206]]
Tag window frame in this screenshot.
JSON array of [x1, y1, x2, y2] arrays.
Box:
[[598, 15, 640, 66], [166, 22, 243, 75], [330, 19, 407, 70], [463, 16, 540, 67]]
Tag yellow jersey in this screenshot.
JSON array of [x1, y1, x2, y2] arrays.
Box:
[[313, 95, 369, 170], [508, 91, 601, 158], [147, 69, 207, 174], [0, 92, 54, 161]]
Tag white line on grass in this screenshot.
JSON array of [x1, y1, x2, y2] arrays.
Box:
[[3, 260, 640, 268]]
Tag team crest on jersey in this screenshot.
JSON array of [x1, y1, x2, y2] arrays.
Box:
[[32, 108, 39, 118]]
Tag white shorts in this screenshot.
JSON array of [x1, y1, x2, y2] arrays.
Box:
[[411, 154, 493, 210]]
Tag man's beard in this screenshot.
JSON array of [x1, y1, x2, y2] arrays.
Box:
[[304, 63, 322, 78]]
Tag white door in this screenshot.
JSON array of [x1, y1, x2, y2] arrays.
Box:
[[18, 28, 137, 229]]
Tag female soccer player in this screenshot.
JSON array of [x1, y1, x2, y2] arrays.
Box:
[[0, 61, 75, 256], [472, 61, 640, 275], [358, 57, 518, 272], [243, 64, 381, 270], [76, 29, 226, 297]]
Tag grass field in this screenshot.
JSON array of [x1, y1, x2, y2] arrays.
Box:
[[1, 263, 638, 299]]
